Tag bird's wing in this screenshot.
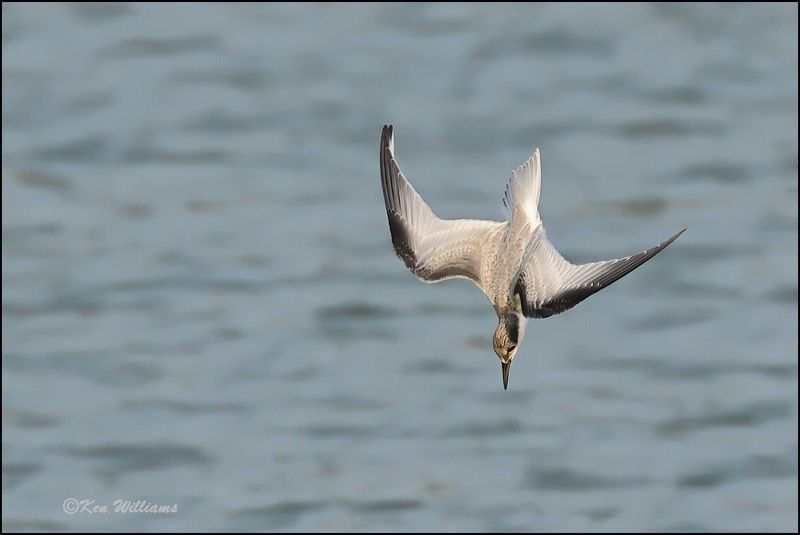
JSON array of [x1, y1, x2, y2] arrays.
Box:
[[502, 148, 542, 226], [515, 227, 685, 318], [380, 125, 505, 285]]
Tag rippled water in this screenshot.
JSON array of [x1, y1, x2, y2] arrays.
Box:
[[2, 3, 798, 532]]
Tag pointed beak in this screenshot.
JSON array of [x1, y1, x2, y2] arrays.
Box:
[[501, 360, 511, 390]]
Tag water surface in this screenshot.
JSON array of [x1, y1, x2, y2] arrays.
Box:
[[2, 3, 798, 532]]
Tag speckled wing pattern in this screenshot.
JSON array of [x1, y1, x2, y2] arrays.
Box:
[[515, 227, 686, 318], [380, 125, 505, 285]]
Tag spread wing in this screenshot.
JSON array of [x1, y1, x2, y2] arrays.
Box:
[[380, 125, 505, 284], [515, 227, 685, 318], [502, 148, 542, 227]]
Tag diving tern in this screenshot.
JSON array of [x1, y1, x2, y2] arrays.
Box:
[[379, 125, 684, 390]]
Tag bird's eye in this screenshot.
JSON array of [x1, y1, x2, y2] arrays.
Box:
[[507, 345, 516, 352]]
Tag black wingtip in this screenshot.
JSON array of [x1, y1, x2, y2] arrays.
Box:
[[664, 228, 687, 247], [380, 125, 394, 151]]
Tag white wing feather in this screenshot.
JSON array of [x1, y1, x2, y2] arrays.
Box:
[[502, 148, 542, 226], [515, 228, 686, 318], [379, 125, 505, 285]]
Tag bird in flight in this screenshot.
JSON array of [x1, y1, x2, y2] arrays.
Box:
[[379, 125, 684, 390]]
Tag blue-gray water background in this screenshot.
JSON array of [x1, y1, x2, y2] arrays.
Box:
[[2, 3, 798, 532]]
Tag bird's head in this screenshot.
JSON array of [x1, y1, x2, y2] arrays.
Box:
[[493, 313, 524, 390]]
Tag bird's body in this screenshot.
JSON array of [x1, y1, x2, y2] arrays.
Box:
[[379, 125, 684, 389]]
